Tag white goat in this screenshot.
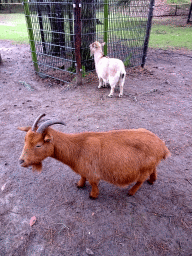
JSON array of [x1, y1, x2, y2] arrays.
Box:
[[90, 41, 126, 97]]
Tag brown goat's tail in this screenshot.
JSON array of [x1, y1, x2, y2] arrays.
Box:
[[163, 145, 171, 160]]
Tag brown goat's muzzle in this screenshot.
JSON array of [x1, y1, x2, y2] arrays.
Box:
[[19, 158, 42, 172], [19, 159, 28, 167]]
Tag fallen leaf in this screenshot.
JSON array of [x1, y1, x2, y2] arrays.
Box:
[[86, 248, 94, 255], [1, 183, 7, 191], [30, 216, 37, 227]]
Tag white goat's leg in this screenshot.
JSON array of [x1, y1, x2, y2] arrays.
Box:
[[98, 77, 103, 88], [108, 86, 115, 97], [119, 75, 125, 97], [108, 75, 119, 97]]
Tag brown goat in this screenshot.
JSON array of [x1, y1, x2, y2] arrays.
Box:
[[19, 114, 170, 199]]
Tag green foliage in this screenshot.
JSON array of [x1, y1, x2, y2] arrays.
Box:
[[166, 0, 190, 4], [124, 53, 132, 67], [67, 65, 87, 76], [0, 14, 28, 43], [81, 65, 87, 78], [149, 24, 192, 50], [67, 66, 76, 73]]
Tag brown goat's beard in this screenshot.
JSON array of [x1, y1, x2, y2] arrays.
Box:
[[32, 163, 42, 172]]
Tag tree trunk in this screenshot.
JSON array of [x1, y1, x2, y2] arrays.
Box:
[[47, 2, 65, 57]]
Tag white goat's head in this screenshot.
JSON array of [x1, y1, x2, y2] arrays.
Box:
[[89, 41, 105, 56]]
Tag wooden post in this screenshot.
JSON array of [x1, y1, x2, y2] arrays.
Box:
[[74, 0, 82, 86], [104, 0, 108, 56], [23, 0, 39, 72], [141, 0, 155, 68]]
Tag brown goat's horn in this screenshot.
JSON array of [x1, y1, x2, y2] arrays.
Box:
[[36, 120, 66, 134], [32, 113, 46, 131]]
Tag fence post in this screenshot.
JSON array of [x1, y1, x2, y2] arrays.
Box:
[[37, 2, 46, 54], [74, 0, 82, 86], [23, 0, 39, 72], [141, 0, 155, 68], [104, 0, 108, 56], [187, 2, 192, 23]]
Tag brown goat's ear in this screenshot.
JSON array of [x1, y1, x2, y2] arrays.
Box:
[[44, 134, 52, 143], [18, 126, 31, 132]]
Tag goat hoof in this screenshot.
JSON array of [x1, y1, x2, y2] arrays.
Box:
[[76, 183, 86, 189], [127, 191, 134, 196], [108, 94, 113, 98], [119, 94, 123, 98], [89, 195, 97, 200], [147, 180, 154, 185]]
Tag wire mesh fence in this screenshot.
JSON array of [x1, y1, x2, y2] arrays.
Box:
[[23, 0, 154, 84], [153, 2, 191, 17]]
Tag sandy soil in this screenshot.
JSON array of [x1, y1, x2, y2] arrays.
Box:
[[0, 40, 192, 256]]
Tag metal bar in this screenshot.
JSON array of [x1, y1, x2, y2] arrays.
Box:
[[141, 0, 155, 68], [23, 0, 39, 72], [73, 0, 82, 86], [55, 2, 66, 56], [187, 2, 192, 24], [104, 0, 108, 56], [37, 4, 46, 54]]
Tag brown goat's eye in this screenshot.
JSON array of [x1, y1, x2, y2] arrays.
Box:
[[36, 144, 42, 148]]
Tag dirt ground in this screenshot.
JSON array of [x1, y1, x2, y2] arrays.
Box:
[[0, 39, 192, 256]]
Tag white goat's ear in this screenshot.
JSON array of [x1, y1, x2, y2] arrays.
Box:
[[101, 42, 105, 47], [18, 126, 31, 132], [44, 134, 52, 143]]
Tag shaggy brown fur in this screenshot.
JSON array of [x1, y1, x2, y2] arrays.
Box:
[[19, 125, 170, 199]]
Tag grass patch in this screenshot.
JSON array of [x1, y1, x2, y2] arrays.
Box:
[[0, 13, 28, 43], [166, 0, 190, 4], [0, 13, 191, 51], [149, 23, 192, 50]]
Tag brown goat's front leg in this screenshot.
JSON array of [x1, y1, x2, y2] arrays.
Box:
[[76, 176, 86, 188], [147, 169, 157, 185], [89, 181, 99, 199]]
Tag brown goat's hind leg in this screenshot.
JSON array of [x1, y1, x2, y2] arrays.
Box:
[[128, 181, 144, 196], [76, 177, 86, 188], [89, 181, 99, 199], [147, 169, 157, 185], [128, 169, 157, 196]]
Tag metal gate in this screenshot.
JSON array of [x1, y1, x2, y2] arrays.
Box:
[[23, 0, 154, 84]]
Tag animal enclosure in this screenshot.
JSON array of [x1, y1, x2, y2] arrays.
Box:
[[23, 0, 154, 84]]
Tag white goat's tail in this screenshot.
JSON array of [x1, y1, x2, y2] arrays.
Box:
[[120, 72, 126, 79], [118, 71, 126, 97]]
